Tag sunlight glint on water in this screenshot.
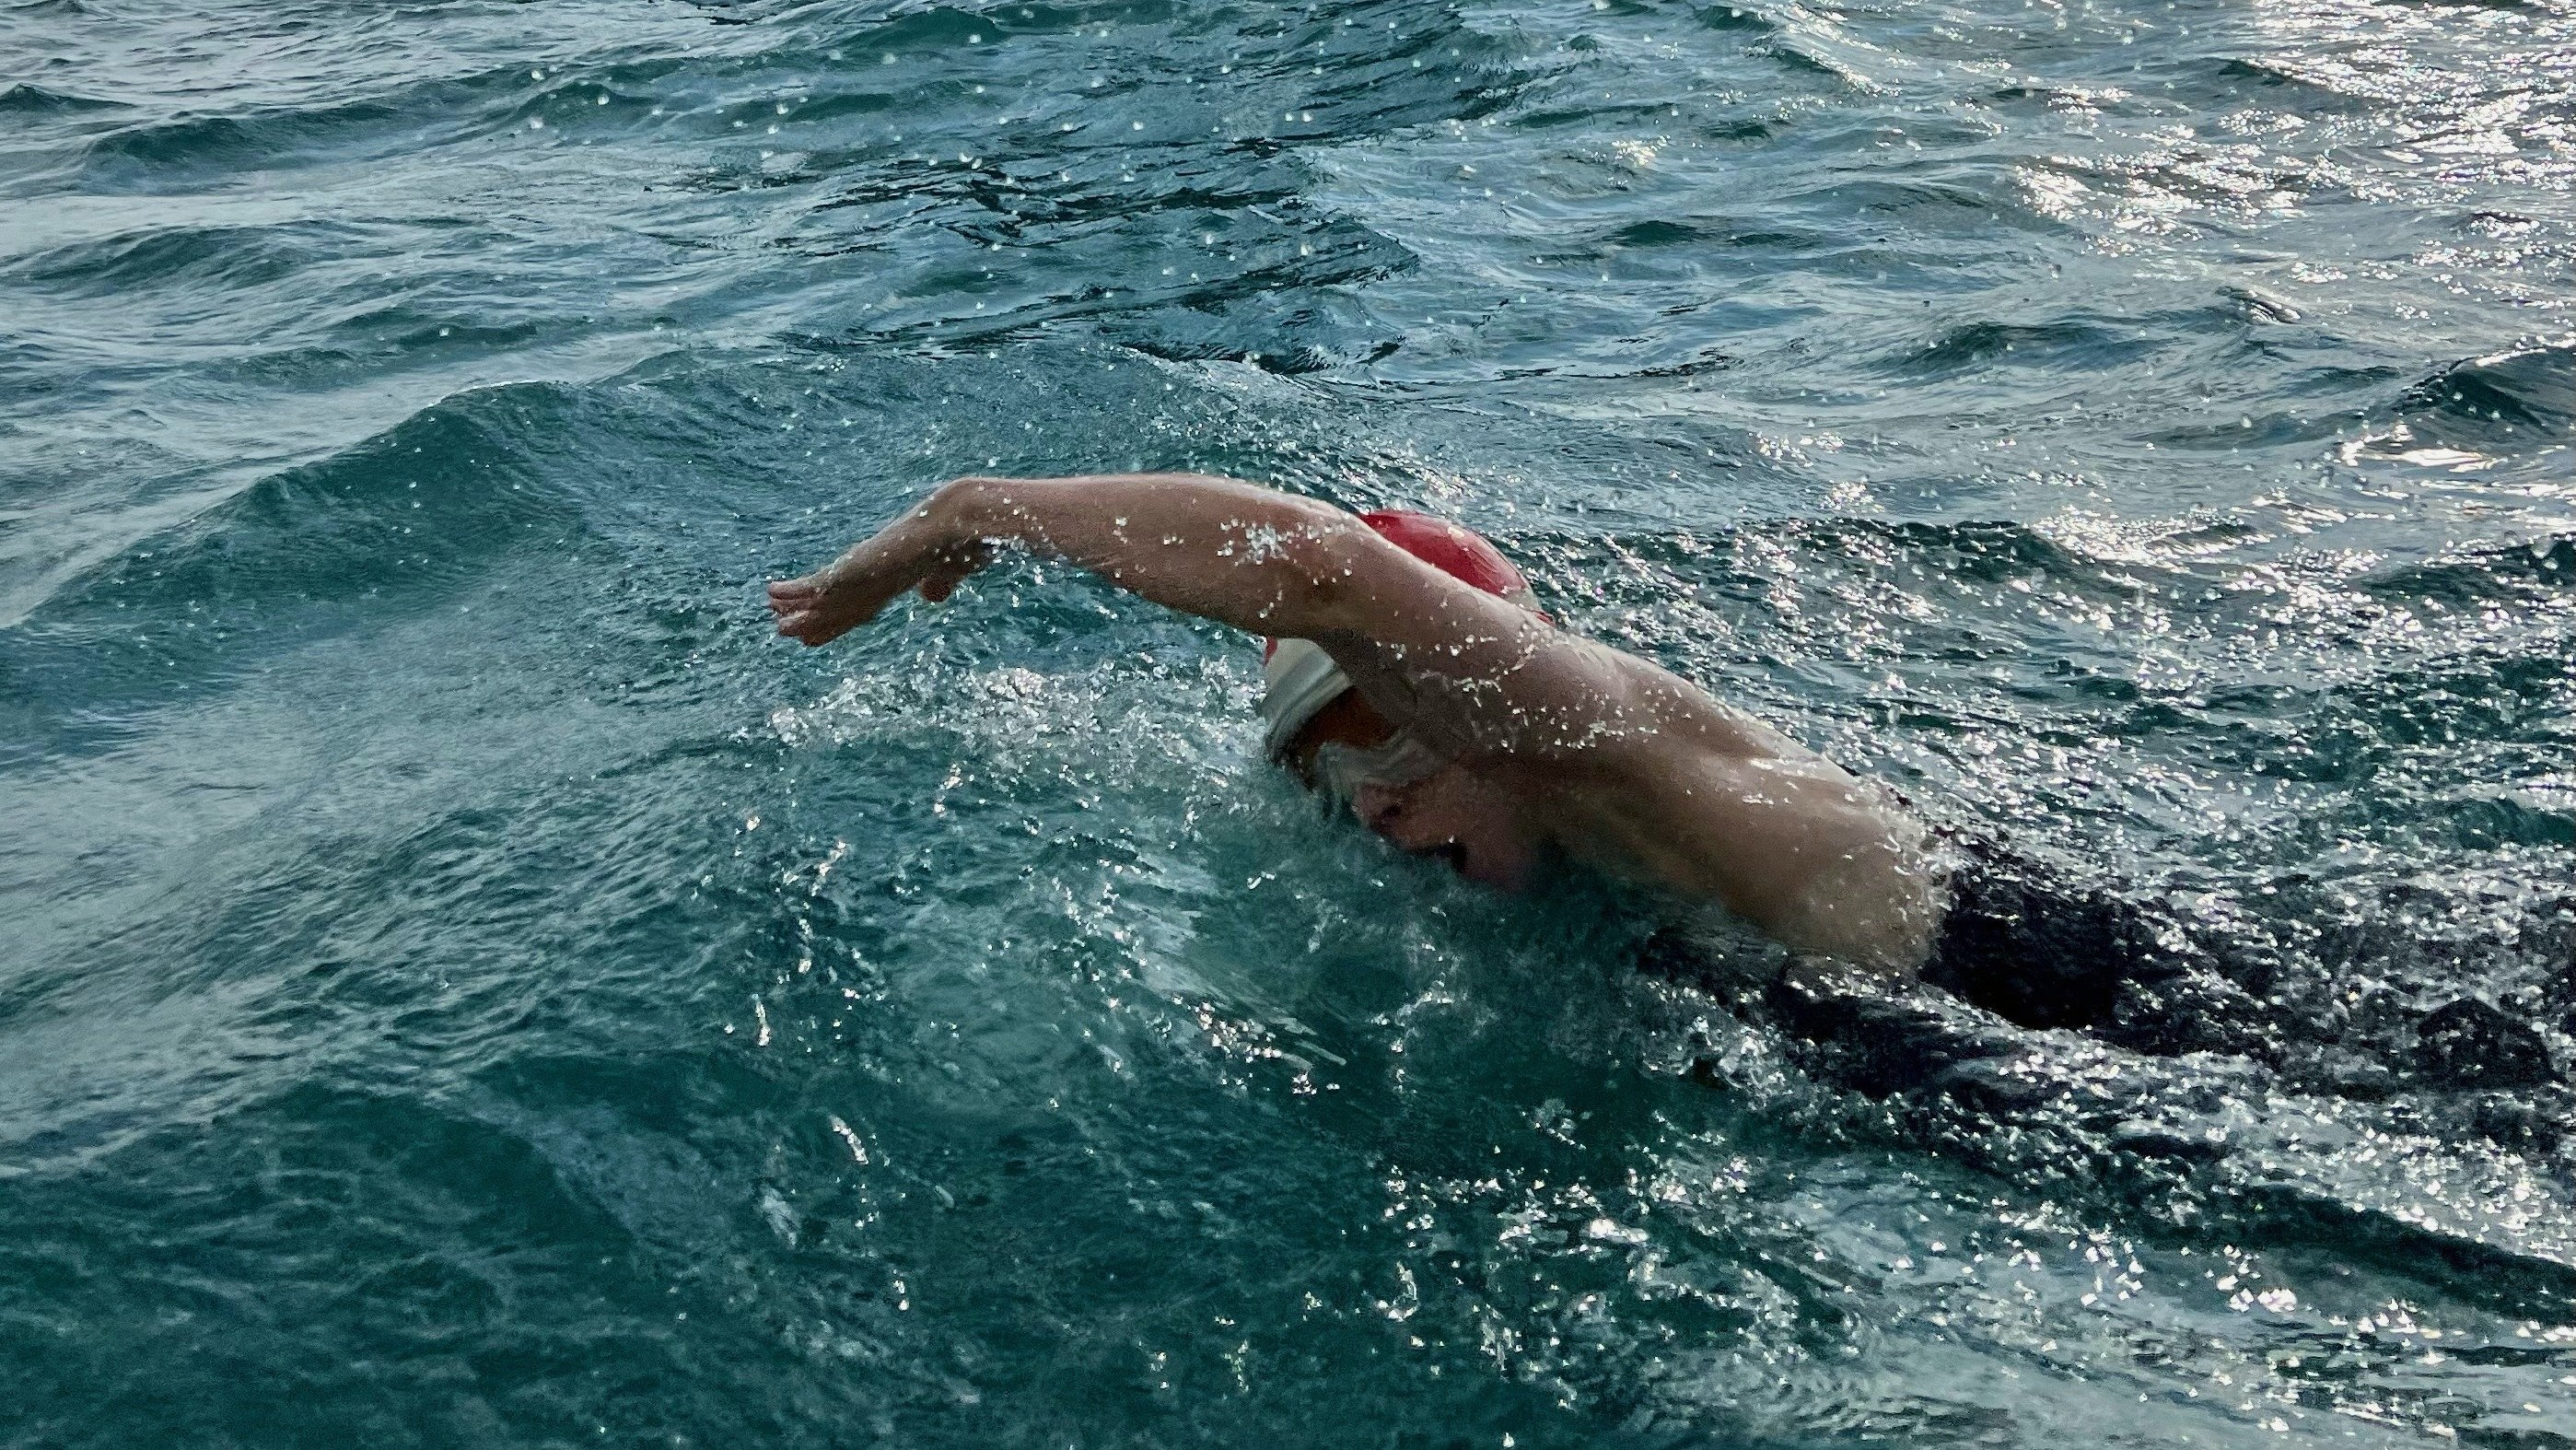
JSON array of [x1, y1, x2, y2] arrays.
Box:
[[0, 0, 2570, 1444]]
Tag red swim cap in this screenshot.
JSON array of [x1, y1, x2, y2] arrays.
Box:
[[1355, 509, 1537, 602], [1261, 509, 1536, 661], [1258, 509, 1541, 757]]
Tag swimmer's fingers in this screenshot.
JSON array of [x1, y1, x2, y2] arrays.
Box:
[[767, 506, 984, 645], [765, 569, 890, 647], [765, 579, 821, 621], [764, 579, 834, 643], [771, 604, 850, 647], [765, 544, 982, 646]]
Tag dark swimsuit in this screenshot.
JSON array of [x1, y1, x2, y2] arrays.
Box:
[[1915, 836, 2274, 1058], [1636, 832, 2276, 1071], [1919, 837, 2169, 1029]]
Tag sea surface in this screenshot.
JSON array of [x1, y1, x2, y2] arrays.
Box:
[[4, 0, 2573, 1444]]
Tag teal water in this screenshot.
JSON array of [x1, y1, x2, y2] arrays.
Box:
[[5, 0, 2574, 1444]]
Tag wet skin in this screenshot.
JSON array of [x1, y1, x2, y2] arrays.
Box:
[[1285, 689, 1542, 890], [771, 473, 1945, 971]]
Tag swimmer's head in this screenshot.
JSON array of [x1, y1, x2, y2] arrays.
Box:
[[1260, 510, 1546, 887], [1346, 757, 1543, 889]]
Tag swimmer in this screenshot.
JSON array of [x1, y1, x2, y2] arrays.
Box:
[[768, 472, 1950, 974]]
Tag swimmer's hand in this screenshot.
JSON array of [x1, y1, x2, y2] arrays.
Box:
[[767, 502, 991, 647]]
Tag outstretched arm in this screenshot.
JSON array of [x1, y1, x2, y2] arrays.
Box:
[[771, 471, 1600, 680], [772, 473, 1393, 646], [767, 473, 1785, 762]]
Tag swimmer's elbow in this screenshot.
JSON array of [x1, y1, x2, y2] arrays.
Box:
[[1263, 516, 1384, 636]]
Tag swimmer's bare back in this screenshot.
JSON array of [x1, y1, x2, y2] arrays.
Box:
[[768, 473, 1945, 971]]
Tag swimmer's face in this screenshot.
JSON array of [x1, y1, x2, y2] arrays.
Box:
[[1288, 691, 1541, 890], [1348, 764, 1541, 891]]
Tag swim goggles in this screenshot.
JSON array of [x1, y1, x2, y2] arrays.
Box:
[[1311, 730, 1454, 805]]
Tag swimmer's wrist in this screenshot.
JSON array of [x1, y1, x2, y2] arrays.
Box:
[[921, 474, 1004, 550]]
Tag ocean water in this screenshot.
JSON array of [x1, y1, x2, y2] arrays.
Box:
[[4, 0, 2573, 1444]]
